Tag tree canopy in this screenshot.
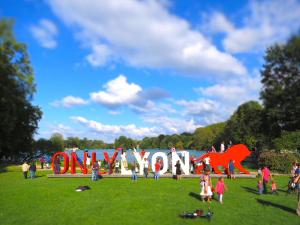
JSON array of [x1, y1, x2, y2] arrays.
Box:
[[0, 19, 42, 160]]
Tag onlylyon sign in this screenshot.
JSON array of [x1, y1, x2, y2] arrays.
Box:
[[51, 144, 251, 175]]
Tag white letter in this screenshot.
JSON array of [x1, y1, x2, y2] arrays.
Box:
[[133, 152, 150, 175], [172, 151, 190, 175], [151, 152, 168, 175]]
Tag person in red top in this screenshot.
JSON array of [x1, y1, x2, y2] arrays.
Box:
[[154, 160, 161, 180], [261, 165, 272, 194]]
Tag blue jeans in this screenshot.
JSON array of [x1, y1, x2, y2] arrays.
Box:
[[154, 172, 160, 180], [259, 188, 263, 195], [92, 171, 98, 181], [30, 171, 35, 179], [132, 172, 138, 181]]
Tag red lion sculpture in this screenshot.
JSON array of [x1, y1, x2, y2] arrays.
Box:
[[194, 144, 251, 174]]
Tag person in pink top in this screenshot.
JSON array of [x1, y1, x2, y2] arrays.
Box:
[[271, 179, 278, 195], [261, 166, 272, 194], [215, 177, 227, 204]]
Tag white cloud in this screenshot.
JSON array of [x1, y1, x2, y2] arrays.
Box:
[[30, 19, 58, 48], [51, 96, 88, 108], [48, 0, 246, 76], [176, 99, 219, 116], [90, 75, 142, 107], [71, 116, 159, 139], [204, 0, 300, 53]]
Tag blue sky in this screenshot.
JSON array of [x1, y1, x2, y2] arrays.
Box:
[[1, 0, 300, 142]]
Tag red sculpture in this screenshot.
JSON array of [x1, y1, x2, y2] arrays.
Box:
[[51, 152, 69, 174], [194, 144, 251, 174], [71, 152, 88, 174], [103, 148, 119, 174]]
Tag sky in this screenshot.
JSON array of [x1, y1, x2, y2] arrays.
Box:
[[1, 0, 300, 143]]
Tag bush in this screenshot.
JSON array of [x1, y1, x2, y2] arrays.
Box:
[[273, 131, 300, 152], [258, 150, 300, 173]]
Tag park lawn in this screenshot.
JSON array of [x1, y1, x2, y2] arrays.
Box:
[[0, 166, 299, 225]]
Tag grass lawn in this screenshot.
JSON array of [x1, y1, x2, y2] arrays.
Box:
[[0, 165, 299, 225]]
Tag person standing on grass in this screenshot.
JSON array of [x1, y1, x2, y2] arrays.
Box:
[[92, 161, 99, 181], [115, 160, 120, 174], [261, 165, 272, 194], [22, 162, 30, 179], [154, 159, 161, 180], [131, 162, 138, 181], [143, 158, 149, 178], [293, 173, 300, 216], [29, 162, 36, 179], [228, 160, 235, 179], [39, 156, 45, 169], [216, 177, 227, 204], [175, 160, 182, 180]]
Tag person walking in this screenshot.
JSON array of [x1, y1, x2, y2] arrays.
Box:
[[261, 165, 272, 194], [22, 162, 30, 179]]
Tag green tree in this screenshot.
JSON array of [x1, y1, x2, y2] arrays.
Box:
[[0, 19, 42, 160], [221, 101, 263, 149], [50, 133, 64, 151], [260, 35, 300, 139]]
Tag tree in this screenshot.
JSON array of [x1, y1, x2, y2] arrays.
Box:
[[50, 133, 64, 151], [0, 19, 42, 160], [260, 35, 300, 139], [221, 101, 263, 149]]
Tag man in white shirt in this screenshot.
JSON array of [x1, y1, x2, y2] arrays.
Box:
[[143, 158, 149, 178], [22, 162, 30, 179], [203, 157, 211, 172], [220, 142, 225, 153]]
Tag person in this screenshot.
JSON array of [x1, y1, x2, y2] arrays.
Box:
[[154, 159, 161, 180], [29, 162, 36, 179], [54, 157, 61, 174], [215, 177, 227, 204], [211, 146, 216, 153], [143, 158, 149, 178], [228, 160, 235, 179], [257, 180, 263, 195], [200, 171, 213, 202], [175, 160, 182, 180], [86, 154, 91, 168], [257, 168, 262, 178], [291, 162, 298, 176], [292, 173, 300, 216], [121, 151, 128, 169], [295, 164, 300, 176], [261, 165, 272, 194], [92, 161, 99, 181], [39, 156, 45, 169], [271, 180, 278, 195], [115, 160, 120, 174], [220, 141, 225, 153], [131, 162, 138, 181], [22, 162, 30, 179], [203, 156, 211, 172], [140, 149, 146, 158]]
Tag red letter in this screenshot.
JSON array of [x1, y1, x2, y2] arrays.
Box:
[[52, 152, 69, 174], [71, 152, 88, 174], [103, 149, 119, 174]]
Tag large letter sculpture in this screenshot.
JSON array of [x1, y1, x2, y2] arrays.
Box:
[[103, 149, 119, 174], [151, 152, 168, 174], [52, 152, 69, 174], [194, 144, 251, 174], [133, 152, 150, 175], [71, 152, 88, 174], [172, 151, 190, 175]]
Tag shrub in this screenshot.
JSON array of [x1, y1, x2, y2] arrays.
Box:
[[258, 150, 300, 173], [273, 131, 300, 152]]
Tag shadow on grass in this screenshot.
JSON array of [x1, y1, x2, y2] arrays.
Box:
[[189, 192, 201, 201], [256, 199, 296, 215], [241, 186, 259, 195]]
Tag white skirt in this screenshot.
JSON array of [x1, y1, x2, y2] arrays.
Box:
[[200, 186, 213, 197]]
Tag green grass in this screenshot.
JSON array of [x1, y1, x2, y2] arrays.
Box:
[[0, 165, 299, 225]]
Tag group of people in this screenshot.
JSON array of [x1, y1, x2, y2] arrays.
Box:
[[21, 161, 37, 179]]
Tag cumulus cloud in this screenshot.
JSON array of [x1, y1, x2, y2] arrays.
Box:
[[51, 96, 89, 108], [48, 0, 246, 76], [203, 0, 300, 53], [176, 99, 219, 116], [30, 19, 58, 48], [71, 116, 159, 139]]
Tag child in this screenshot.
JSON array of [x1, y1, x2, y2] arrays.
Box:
[[271, 180, 278, 195], [258, 180, 263, 195], [200, 172, 213, 202], [215, 177, 227, 204], [91, 162, 99, 181]]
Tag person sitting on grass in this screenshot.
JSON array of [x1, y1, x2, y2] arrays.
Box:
[[215, 177, 227, 204], [29, 162, 36, 179], [271, 179, 278, 195], [257, 180, 263, 195]]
